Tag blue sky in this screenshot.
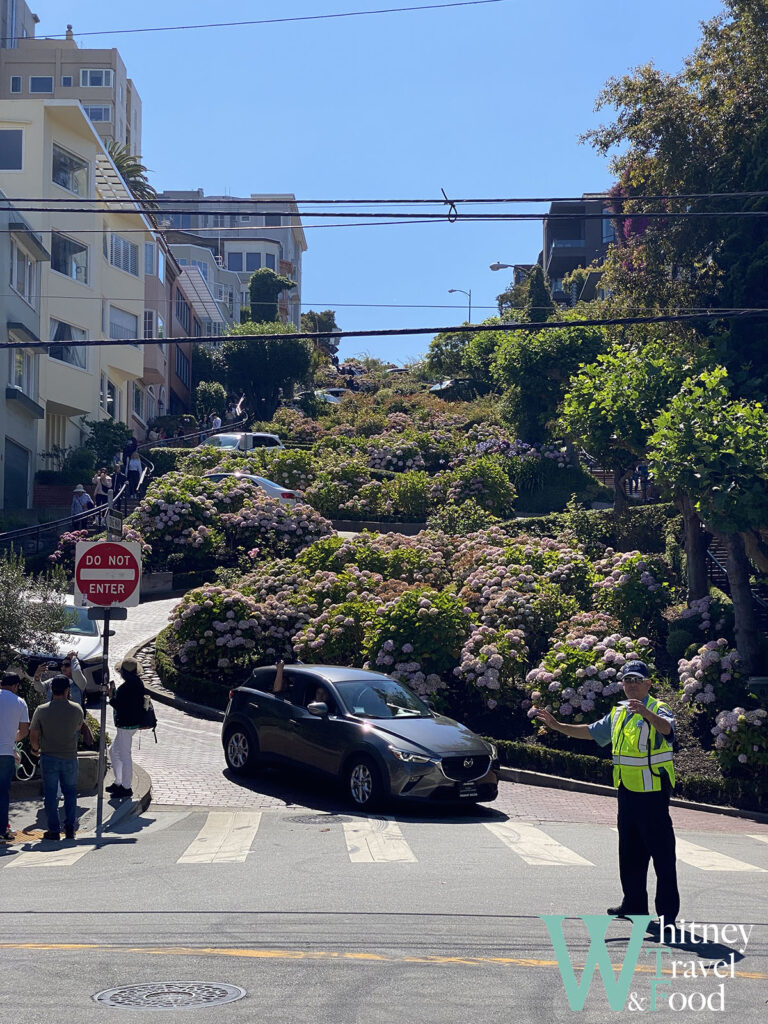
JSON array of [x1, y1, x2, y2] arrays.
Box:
[[32, 0, 726, 363]]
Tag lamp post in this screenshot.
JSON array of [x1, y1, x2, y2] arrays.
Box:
[[448, 288, 471, 323]]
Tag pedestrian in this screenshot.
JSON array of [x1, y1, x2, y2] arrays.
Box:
[[107, 657, 146, 799], [111, 450, 125, 491], [637, 462, 649, 501], [122, 436, 138, 467], [92, 467, 111, 507], [71, 484, 95, 528], [126, 450, 142, 496], [33, 650, 87, 708], [28, 674, 84, 841], [0, 672, 30, 843], [533, 660, 679, 928], [211, 411, 222, 432], [147, 426, 159, 444]]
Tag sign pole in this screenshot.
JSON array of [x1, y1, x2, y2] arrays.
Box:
[[95, 607, 110, 849]]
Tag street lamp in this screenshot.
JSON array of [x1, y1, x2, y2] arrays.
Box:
[[448, 288, 471, 323], [489, 262, 513, 272]]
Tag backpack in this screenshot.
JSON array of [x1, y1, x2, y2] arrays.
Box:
[[140, 695, 158, 742]]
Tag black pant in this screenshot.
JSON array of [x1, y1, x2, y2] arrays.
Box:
[[617, 782, 680, 921]]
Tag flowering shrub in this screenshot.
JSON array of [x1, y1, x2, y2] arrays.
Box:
[[292, 599, 376, 665], [445, 456, 517, 517], [711, 707, 768, 775], [364, 434, 426, 472], [261, 448, 317, 491], [427, 500, 500, 535], [593, 550, 673, 634], [363, 588, 470, 696], [678, 641, 745, 710], [302, 460, 373, 516], [453, 625, 528, 709], [129, 473, 220, 569], [222, 492, 333, 560], [526, 629, 654, 723], [48, 530, 90, 575]]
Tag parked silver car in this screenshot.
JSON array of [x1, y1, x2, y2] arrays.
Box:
[[203, 472, 298, 506]]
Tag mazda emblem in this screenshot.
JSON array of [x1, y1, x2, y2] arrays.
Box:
[[463, 758, 474, 768]]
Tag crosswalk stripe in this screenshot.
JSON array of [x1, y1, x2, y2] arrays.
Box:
[[342, 817, 417, 863], [675, 837, 766, 872], [5, 843, 95, 868], [747, 834, 768, 846], [484, 822, 594, 866], [177, 811, 262, 864]]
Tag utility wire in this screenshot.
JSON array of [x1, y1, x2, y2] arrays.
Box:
[[24, 1, 503, 43], [5, 309, 767, 351]]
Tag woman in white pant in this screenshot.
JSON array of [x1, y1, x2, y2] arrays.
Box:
[[107, 657, 145, 799]]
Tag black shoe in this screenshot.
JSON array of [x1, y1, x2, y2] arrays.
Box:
[[64, 826, 76, 840], [106, 783, 120, 793], [112, 786, 133, 799], [42, 830, 61, 841]]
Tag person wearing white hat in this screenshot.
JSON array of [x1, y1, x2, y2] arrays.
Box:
[[71, 484, 95, 527]]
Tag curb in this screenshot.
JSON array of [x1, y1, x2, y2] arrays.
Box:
[[128, 637, 768, 826], [497, 767, 768, 824], [78, 764, 152, 833]]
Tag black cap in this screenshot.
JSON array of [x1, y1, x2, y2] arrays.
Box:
[[50, 674, 71, 695], [618, 660, 650, 680]]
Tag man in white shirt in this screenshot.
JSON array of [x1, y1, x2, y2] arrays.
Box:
[[211, 414, 222, 432], [0, 672, 30, 842]]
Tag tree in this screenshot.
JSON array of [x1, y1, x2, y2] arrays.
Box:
[[496, 279, 529, 317], [649, 367, 768, 673], [249, 268, 296, 323], [523, 265, 555, 323], [105, 141, 158, 207], [191, 344, 227, 391], [424, 329, 469, 379], [302, 309, 340, 361], [584, 0, 768, 392], [561, 345, 691, 515], [0, 551, 69, 665], [195, 380, 227, 421], [491, 316, 607, 440], [221, 321, 313, 420], [84, 418, 133, 467]]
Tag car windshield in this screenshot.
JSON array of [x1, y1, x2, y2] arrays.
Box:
[[60, 605, 98, 636], [335, 678, 431, 719]]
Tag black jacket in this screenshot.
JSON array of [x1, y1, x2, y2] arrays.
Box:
[[111, 673, 146, 728]]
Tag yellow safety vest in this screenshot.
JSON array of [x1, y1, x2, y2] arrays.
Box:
[[610, 696, 675, 793]]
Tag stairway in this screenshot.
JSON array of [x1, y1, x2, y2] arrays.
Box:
[[706, 535, 768, 634]]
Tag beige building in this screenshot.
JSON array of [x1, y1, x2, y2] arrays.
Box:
[[0, 98, 152, 472], [0, 25, 142, 153]]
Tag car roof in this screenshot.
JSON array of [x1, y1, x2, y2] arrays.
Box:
[[203, 472, 284, 488], [252, 664, 393, 684]]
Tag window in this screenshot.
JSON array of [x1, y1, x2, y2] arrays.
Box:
[[9, 240, 37, 306], [61, 75, 73, 87], [265, 253, 276, 271], [0, 129, 22, 170], [133, 382, 145, 421], [145, 386, 156, 422], [52, 144, 88, 195], [175, 347, 191, 388], [100, 374, 117, 418], [193, 319, 202, 337], [83, 105, 112, 123], [143, 310, 154, 339], [240, 215, 251, 223], [175, 291, 191, 333], [109, 233, 139, 275], [264, 213, 282, 227], [168, 212, 191, 229], [10, 75, 21, 93], [210, 214, 226, 228], [246, 252, 261, 272], [29, 76, 53, 93], [227, 251, 243, 272], [602, 209, 616, 245], [157, 315, 166, 352], [191, 259, 209, 280], [144, 242, 155, 276], [51, 232, 88, 284], [80, 68, 114, 87], [157, 247, 165, 283], [109, 306, 138, 341], [8, 349, 33, 396], [49, 318, 87, 369]]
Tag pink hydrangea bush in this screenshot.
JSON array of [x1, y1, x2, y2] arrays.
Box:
[[711, 707, 768, 775], [293, 600, 376, 665], [678, 641, 744, 709], [593, 549, 673, 634], [47, 530, 91, 574], [526, 627, 653, 723], [453, 625, 529, 709], [128, 472, 220, 568], [222, 492, 333, 560]]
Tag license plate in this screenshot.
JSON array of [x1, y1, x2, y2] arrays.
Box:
[[458, 784, 478, 798]]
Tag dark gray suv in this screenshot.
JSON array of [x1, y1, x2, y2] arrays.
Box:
[[222, 664, 499, 810]]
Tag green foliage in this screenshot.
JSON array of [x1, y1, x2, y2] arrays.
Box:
[[37, 444, 96, 485], [0, 550, 69, 664], [192, 343, 227, 390], [249, 268, 296, 323], [427, 500, 500, 535], [293, 599, 375, 665], [593, 550, 674, 636], [195, 380, 227, 419], [523, 265, 555, 323], [445, 456, 517, 517], [222, 321, 313, 421], [105, 141, 157, 205], [84, 418, 133, 468]]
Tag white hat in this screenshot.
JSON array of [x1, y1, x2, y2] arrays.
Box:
[[73, 484, 86, 493]]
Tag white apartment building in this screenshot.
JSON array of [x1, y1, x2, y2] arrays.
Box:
[[0, 99, 152, 474]]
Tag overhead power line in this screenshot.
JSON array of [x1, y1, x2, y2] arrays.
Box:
[[24, 1, 503, 43], [4, 309, 767, 351]]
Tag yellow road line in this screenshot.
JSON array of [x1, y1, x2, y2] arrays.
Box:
[[0, 944, 765, 980]]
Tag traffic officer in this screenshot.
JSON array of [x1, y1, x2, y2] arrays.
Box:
[[534, 660, 679, 925]]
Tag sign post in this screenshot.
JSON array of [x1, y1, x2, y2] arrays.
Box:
[[74, 540, 141, 848]]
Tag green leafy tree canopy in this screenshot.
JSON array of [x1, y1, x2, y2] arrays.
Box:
[[249, 268, 297, 323], [222, 321, 313, 420]]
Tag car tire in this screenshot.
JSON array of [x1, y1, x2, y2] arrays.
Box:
[[223, 724, 259, 775], [344, 755, 383, 811]]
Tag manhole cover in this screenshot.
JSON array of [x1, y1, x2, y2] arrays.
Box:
[[288, 814, 349, 825], [93, 982, 246, 1011]]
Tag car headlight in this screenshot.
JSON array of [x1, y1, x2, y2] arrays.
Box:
[[388, 745, 436, 765], [486, 742, 498, 761]]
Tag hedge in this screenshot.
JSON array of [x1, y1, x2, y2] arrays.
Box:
[[491, 738, 768, 812], [505, 503, 681, 554], [147, 447, 198, 476]]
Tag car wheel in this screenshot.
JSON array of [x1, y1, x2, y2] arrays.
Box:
[[345, 755, 383, 810], [224, 725, 259, 775]]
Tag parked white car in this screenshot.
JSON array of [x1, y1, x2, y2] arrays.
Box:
[[203, 472, 298, 506], [22, 602, 105, 697], [197, 432, 284, 452]]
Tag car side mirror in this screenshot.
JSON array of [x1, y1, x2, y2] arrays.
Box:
[[307, 701, 328, 717]]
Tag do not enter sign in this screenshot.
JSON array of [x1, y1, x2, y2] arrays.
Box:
[[74, 540, 142, 607]]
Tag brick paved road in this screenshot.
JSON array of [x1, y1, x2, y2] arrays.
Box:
[[108, 597, 768, 835]]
